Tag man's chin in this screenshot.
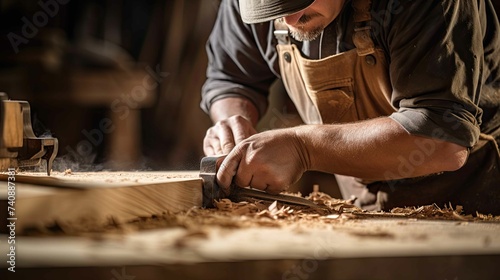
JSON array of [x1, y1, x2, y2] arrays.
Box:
[[289, 27, 323, 42]]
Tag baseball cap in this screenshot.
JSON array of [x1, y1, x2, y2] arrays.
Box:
[[239, 0, 315, 24]]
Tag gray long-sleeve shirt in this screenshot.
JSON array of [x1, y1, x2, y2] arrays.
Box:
[[201, 0, 500, 148]]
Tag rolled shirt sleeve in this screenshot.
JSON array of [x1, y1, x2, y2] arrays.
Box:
[[201, 0, 280, 118], [385, 0, 486, 147]]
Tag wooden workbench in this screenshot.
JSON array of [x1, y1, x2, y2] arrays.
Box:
[[1, 218, 500, 279], [1, 171, 499, 279]]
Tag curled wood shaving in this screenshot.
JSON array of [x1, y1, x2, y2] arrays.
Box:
[[305, 190, 360, 213], [214, 199, 233, 211], [214, 199, 267, 215], [476, 212, 500, 221], [389, 204, 471, 221], [255, 201, 295, 220], [23, 190, 500, 236]]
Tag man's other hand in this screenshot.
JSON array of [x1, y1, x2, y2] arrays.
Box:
[[205, 97, 260, 155], [204, 115, 257, 155]]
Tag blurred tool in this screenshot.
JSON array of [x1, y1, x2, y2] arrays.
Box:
[[0, 92, 58, 175]]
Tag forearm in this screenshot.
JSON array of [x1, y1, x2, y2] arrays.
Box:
[[295, 117, 468, 181], [209, 97, 260, 126]]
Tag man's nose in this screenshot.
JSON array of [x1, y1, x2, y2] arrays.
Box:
[[283, 10, 305, 26]]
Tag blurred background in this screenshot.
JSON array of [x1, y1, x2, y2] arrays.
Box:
[[0, 0, 220, 171], [0, 0, 334, 195]]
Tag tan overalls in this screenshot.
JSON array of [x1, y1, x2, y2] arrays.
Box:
[[275, 0, 500, 214]]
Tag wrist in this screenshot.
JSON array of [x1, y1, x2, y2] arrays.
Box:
[[292, 126, 313, 171], [209, 97, 259, 125]]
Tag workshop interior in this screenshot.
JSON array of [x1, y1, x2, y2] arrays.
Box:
[[0, 0, 216, 172], [0, 0, 500, 279]]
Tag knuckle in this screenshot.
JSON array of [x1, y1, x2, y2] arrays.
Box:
[[234, 177, 246, 188], [266, 186, 281, 195], [216, 173, 229, 188], [230, 115, 249, 125], [268, 180, 289, 194], [203, 136, 212, 145], [221, 142, 234, 151], [205, 127, 217, 137], [274, 179, 286, 188]]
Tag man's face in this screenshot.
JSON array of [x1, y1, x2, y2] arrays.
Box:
[[282, 0, 346, 41]]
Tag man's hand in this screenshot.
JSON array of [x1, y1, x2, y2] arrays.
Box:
[[204, 97, 260, 155], [204, 115, 257, 155], [216, 128, 309, 195]]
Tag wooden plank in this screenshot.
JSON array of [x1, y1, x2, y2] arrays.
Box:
[[1, 218, 499, 268], [0, 172, 203, 232], [0, 171, 200, 189]]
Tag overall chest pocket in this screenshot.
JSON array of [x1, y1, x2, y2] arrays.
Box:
[[308, 78, 357, 124]]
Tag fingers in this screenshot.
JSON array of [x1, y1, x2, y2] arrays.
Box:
[[218, 126, 236, 154], [203, 137, 217, 156], [248, 174, 287, 194], [233, 121, 257, 144], [216, 147, 243, 193], [203, 126, 234, 155], [203, 116, 256, 156], [234, 158, 253, 187], [244, 175, 268, 192], [265, 184, 287, 195]]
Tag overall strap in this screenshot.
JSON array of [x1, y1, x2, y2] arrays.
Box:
[[274, 18, 290, 45], [352, 0, 375, 56]]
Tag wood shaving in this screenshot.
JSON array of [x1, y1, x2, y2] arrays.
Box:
[[22, 191, 500, 237], [305, 190, 360, 213], [255, 201, 295, 220], [387, 204, 500, 222]]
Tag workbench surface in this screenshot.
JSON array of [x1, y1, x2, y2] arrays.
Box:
[[1, 171, 499, 279], [1, 217, 499, 280]]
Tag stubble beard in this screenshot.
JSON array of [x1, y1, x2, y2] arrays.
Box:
[[289, 27, 323, 41]]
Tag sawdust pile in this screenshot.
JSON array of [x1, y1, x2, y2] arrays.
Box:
[[25, 189, 500, 237]]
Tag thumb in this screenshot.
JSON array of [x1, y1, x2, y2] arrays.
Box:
[[216, 150, 242, 195]]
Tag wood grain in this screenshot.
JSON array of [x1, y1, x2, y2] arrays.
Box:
[[0, 171, 203, 232], [1, 101, 23, 148]]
